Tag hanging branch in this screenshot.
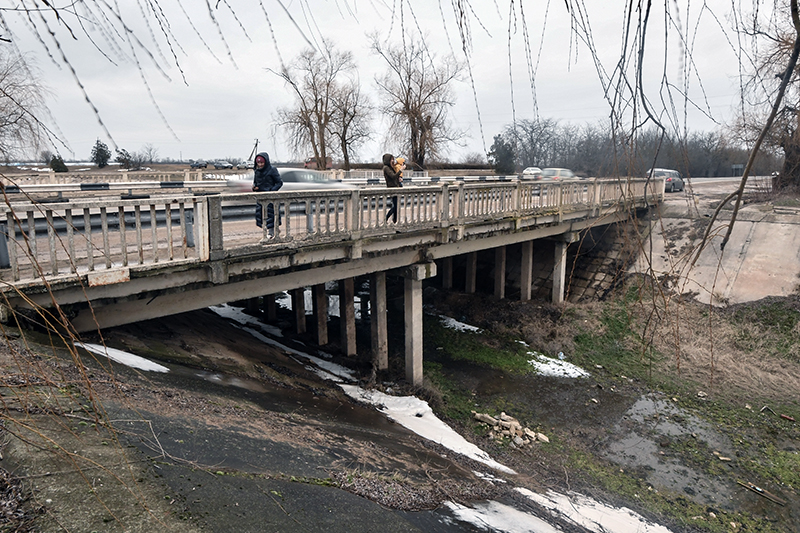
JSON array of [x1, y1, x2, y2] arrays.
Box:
[[692, 0, 800, 264]]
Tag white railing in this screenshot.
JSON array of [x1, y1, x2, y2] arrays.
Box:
[[0, 178, 661, 285]]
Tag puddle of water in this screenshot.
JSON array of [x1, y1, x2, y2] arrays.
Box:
[[600, 393, 738, 508]]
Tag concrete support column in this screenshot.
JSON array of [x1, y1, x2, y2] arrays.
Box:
[[370, 272, 388, 370], [402, 263, 437, 386], [552, 242, 568, 304], [494, 246, 506, 299], [339, 278, 357, 356], [292, 287, 306, 334], [442, 257, 453, 290], [262, 294, 277, 321], [312, 284, 328, 346], [465, 252, 477, 294], [552, 232, 578, 304], [520, 241, 533, 301]]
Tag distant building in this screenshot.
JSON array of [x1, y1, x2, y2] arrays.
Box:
[[304, 157, 332, 170]]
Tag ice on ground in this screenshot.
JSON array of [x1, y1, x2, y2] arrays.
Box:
[[443, 500, 561, 533], [79, 343, 169, 373], [517, 488, 675, 533], [210, 304, 282, 337], [526, 350, 590, 378], [438, 315, 481, 333], [339, 385, 516, 475]]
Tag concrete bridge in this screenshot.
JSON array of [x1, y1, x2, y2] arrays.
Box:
[[0, 177, 661, 385]]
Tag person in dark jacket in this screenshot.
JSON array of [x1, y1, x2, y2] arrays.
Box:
[[382, 153, 402, 222], [252, 152, 283, 232]]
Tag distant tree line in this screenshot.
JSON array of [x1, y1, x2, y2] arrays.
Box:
[[488, 119, 781, 178]]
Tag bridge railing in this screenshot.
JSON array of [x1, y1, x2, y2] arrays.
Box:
[[0, 178, 661, 285], [0, 196, 204, 283]]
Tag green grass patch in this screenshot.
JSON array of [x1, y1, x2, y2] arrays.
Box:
[[424, 314, 535, 374], [423, 361, 479, 421], [571, 299, 664, 381]]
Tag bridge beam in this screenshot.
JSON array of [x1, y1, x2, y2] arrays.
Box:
[[370, 272, 388, 370], [402, 262, 437, 386]]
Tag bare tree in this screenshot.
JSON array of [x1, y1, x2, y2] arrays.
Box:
[[329, 78, 373, 170], [733, 1, 800, 189], [371, 33, 465, 169], [141, 143, 160, 165], [0, 50, 46, 161], [274, 39, 358, 170]]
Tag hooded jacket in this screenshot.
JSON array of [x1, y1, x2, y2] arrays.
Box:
[[382, 153, 402, 188], [252, 152, 283, 192]]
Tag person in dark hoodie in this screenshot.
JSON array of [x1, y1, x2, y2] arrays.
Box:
[[382, 153, 402, 223], [252, 152, 283, 232]]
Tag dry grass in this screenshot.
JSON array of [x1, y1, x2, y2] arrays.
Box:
[[651, 296, 800, 403]]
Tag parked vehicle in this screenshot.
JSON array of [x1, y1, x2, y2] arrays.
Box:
[[521, 167, 543, 178], [541, 168, 576, 179], [214, 160, 234, 169], [303, 156, 333, 170], [190, 160, 207, 169], [647, 168, 684, 192]]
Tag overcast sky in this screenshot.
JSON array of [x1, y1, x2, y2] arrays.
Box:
[[6, 0, 744, 164]]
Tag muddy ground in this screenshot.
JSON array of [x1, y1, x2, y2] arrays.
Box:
[[0, 284, 798, 532]]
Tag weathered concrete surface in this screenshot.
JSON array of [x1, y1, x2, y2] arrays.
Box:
[[636, 184, 800, 305]]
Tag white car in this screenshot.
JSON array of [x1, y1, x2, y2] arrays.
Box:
[[541, 168, 576, 179], [521, 166, 542, 178]]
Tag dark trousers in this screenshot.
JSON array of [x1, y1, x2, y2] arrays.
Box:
[[386, 195, 398, 223]]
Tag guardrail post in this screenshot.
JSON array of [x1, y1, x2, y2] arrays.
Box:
[[348, 190, 361, 233], [456, 182, 465, 221], [193, 197, 210, 261], [439, 184, 450, 226], [207, 195, 224, 261]]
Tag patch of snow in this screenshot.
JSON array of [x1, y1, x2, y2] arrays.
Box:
[[210, 304, 355, 381], [209, 304, 282, 337], [339, 385, 516, 475], [79, 343, 169, 373], [442, 500, 561, 533], [516, 488, 675, 533], [438, 315, 481, 333], [473, 471, 507, 484], [526, 350, 590, 378]]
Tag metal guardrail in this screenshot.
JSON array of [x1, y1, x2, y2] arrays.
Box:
[[0, 178, 662, 286]]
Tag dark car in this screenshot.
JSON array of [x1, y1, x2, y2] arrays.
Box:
[[214, 161, 234, 169], [648, 168, 684, 192], [190, 160, 207, 169]]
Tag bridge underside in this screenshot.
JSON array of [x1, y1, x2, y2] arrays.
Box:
[[5, 206, 647, 385]]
